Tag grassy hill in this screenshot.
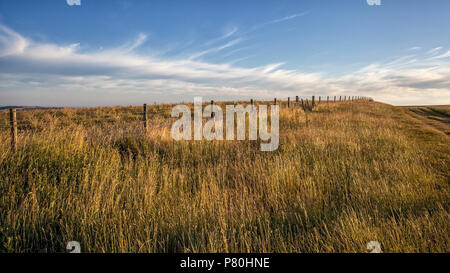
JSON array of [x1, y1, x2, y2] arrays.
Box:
[[0, 101, 448, 252]]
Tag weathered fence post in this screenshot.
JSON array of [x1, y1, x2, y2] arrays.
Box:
[[339, 96, 342, 101], [327, 96, 329, 103], [211, 100, 215, 118], [344, 96, 347, 101], [296, 96, 299, 104], [301, 98, 305, 110], [319, 96, 321, 104], [10, 108, 17, 152], [288, 97, 290, 108], [334, 96, 336, 102], [312, 96, 315, 108], [143, 104, 148, 132], [274, 98, 277, 105], [250, 98, 253, 106]]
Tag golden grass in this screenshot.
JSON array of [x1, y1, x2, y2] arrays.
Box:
[[0, 101, 448, 253], [404, 105, 450, 136]]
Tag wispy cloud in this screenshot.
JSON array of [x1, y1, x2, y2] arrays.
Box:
[[189, 38, 242, 60], [269, 13, 308, 24], [408, 46, 422, 51], [120, 33, 148, 53], [430, 50, 450, 60], [246, 12, 309, 34], [0, 25, 28, 57], [204, 25, 238, 46], [427, 47, 442, 56], [0, 25, 449, 106]]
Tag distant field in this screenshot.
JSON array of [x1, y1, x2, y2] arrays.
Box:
[[403, 105, 450, 136], [0, 101, 449, 253]]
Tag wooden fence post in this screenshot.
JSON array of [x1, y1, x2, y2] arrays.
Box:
[[301, 98, 305, 110], [312, 96, 315, 108], [288, 97, 290, 108], [211, 100, 215, 118], [318, 96, 321, 104], [296, 96, 299, 104], [10, 108, 17, 152], [143, 104, 148, 132], [327, 96, 329, 103], [334, 96, 336, 102], [274, 98, 277, 105]]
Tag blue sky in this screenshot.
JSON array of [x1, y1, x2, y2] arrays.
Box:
[[0, 0, 449, 106]]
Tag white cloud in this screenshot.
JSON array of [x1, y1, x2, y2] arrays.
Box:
[[408, 46, 421, 51], [119, 33, 148, 53], [426, 47, 442, 56], [0, 25, 449, 106], [245, 12, 309, 34], [204, 26, 238, 46], [430, 50, 450, 60], [269, 13, 308, 24], [0, 25, 28, 57], [189, 38, 242, 60], [66, 0, 81, 6]]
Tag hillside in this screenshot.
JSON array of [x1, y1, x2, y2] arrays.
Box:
[[0, 101, 448, 253]]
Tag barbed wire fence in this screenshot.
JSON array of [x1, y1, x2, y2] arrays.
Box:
[[1, 95, 373, 152]]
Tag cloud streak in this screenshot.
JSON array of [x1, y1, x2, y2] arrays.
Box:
[[0, 25, 449, 106], [245, 12, 309, 34]]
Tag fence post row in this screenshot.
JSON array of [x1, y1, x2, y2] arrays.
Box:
[[6, 96, 371, 151], [10, 108, 17, 152]]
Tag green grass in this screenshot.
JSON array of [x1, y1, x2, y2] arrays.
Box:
[[0, 101, 448, 253]]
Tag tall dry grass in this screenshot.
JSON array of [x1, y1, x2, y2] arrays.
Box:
[[0, 101, 448, 252]]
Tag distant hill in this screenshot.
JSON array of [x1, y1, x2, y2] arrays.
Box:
[[0, 106, 62, 111]]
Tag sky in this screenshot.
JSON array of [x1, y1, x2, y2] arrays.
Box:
[[0, 0, 449, 106]]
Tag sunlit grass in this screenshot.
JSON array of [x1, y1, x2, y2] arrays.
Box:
[[0, 101, 448, 252]]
